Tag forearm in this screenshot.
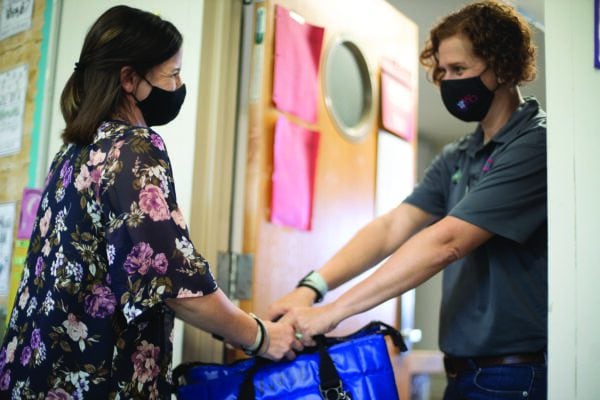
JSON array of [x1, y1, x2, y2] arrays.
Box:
[[165, 289, 256, 348], [329, 216, 492, 323], [319, 203, 434, 290]]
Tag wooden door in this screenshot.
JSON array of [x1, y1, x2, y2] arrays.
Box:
[[240, 0, 419, 336]]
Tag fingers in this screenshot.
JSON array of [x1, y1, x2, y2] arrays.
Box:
[[265, 306, 286, 322], [292, 337, 303, 352], [261, 320, 304, 361], [293, 330, 316, 347]]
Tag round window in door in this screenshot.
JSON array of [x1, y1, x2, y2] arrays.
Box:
[[323, 37, 375, 141]]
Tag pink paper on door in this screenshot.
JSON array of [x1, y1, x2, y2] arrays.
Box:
[[272, 5, 325, 123], [380, 58, 415, 141], [271, 116, 320, 231]]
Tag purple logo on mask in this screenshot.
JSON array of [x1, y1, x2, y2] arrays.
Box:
[[457, 94, 479, 111]]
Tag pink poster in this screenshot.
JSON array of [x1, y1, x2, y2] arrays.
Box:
[[17, 187, 42, 240], [272, 5, 325, 123], [380, 58, 415, 141], [271, 116, 320, 231]]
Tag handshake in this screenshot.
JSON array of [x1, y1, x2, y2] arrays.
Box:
[[236, 270, 334, 361]]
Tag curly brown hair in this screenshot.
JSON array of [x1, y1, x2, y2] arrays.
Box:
[[420, 0, 536, 86]]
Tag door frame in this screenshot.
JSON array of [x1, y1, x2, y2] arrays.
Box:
[[184, 0, 244, 363]]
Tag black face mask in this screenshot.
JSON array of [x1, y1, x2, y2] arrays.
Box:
[[440, 74, 494, 122], [135, 78, 186, 126]]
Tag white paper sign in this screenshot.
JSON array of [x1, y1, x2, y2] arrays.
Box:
[[0, 0, 34, 41], [0, 64, 28, 157], [375, 130, 415, 217], [0, 202, 17, 296]]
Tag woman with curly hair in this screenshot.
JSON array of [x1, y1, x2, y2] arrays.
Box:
[[269, 1, 547, 398]]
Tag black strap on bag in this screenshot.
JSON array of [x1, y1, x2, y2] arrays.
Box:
[[238, 357, 270, 400], [315, 335, 352, 400], [237, 337, 351, 400], [237, 321, 405, 400]]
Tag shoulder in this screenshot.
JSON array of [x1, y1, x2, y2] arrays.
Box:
[[92, 121, 169, 159], [438, 132, 476, 162], [513, 97, 547, 145]]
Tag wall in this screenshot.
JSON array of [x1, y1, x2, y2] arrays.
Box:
[[45, 0, 205, 367], [0, 0, 48, 337], [546, 0, 600, 398]]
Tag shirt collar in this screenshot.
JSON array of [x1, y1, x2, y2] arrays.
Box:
[[463, 96, 541, 157]]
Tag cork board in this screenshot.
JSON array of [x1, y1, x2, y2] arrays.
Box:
[[0, 0, 46, 202], [0, 0, 47, 327]]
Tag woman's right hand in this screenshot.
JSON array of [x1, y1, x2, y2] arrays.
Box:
[[261, 320, 303, 361]]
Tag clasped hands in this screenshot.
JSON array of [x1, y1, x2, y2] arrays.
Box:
[[262, 286, 340, 360]]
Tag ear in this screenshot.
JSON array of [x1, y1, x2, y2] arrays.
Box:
[[119, 66, 138, 94]]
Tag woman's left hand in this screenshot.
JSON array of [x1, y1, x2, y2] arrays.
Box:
[[280, 303, 341, 346]]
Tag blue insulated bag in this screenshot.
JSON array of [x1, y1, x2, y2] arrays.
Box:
[[173, 321, 407, 399]]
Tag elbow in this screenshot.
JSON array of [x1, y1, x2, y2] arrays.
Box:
[[428, 216, 491, 268], [438, 244, 463, 266]]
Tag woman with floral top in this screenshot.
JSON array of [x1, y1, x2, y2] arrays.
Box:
[[0, 5, 300, 399]]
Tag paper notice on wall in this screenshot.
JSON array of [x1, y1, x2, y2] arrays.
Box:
[[0, 64, 28, 157], [380, 58, 415, 141], [0, 202, 17, 296], [0, 0, 34, 41], [271, 116, 320, 231], [17, 187, 42, 239], [272, 5, 325, 123], [375, 131, 415, 217]]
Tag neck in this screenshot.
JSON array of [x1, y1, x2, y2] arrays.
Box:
[[480, 85, 523, 143], [112, 95, 147, 127]]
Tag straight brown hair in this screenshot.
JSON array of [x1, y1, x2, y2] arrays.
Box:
[[60, 5, 182, 145]]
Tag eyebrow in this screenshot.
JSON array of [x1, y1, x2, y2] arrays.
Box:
[[161, 67, 181, 76], [443, 62, 467, 67]]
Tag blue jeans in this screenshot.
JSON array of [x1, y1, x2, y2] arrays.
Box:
[[443, 361, 547, 400]]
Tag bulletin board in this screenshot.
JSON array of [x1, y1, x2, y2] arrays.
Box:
[[0, 0, 51, 339]]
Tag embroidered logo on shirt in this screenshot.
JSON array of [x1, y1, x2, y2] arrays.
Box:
[[482, 156, 493, 173], [451, 170, 462, 184]]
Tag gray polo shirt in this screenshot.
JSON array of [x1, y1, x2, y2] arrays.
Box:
[[404, 97, 547, 357]]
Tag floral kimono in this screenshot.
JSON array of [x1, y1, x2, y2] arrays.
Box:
[[0, 121, 217, 399]]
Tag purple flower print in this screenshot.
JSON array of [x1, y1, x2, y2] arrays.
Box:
[[46, 388, 72, 399], [153, 253, 169, 275], [60, 161, 73, 188], [0, 370, 10, 391], [150, 134, 165, 151], [30, 329, 41, 349], [124, 242, 155, 275], [20, 346, 31, 366], [0, 348, 6, 371], [35, 256, 44, 277], [84, 285, 117, 318]]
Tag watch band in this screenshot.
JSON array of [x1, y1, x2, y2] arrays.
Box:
[[297, 270, 328, 303]]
